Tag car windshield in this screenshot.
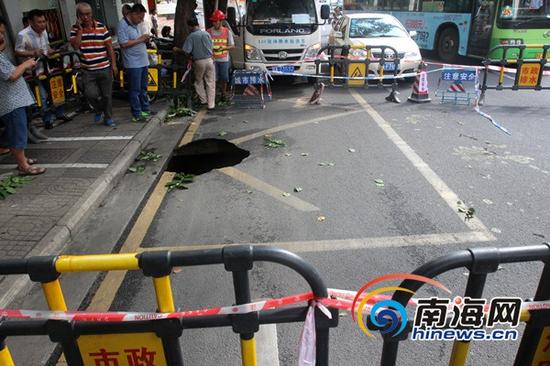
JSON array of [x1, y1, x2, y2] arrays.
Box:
[[247, 0, 317, 25], [498, 0, 550, 22], [349, 17, 409, 38]]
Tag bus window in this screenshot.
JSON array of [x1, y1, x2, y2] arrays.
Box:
[[497, 0, 550, 28]]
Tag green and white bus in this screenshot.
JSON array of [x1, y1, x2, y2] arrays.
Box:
[[343, 0, 550, 61]]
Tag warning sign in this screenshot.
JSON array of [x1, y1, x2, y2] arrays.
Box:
[[78, 332, 167, 366], [531, 327, 550, 366], [49, 75, 66, 106], [518, 63, 541, 87], [347, 63, 366, 87], [147, 68, 159, 92]]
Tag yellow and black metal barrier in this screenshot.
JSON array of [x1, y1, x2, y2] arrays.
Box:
[[24, 52, 82, 117], [314, 44, 403, 103], [115, 49, 192, 103], [0, 246, 338, 366], [378, 243, 550, 366], [479, 44, 550, 104]]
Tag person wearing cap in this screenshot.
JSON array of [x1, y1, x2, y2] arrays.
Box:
[[207, 10, 234, 102]]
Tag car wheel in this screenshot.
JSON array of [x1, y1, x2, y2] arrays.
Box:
[[437, 27, 459, 63]]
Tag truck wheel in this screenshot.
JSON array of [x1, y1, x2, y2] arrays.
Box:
[[437, 27, 459, 63]]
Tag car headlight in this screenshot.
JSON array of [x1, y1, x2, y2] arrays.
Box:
[[405, 50, 420, 59], [245, 44, 262, 61], [304, 43, 321, 59]]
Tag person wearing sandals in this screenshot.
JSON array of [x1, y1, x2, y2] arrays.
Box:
[[0, 33, 46, 176]]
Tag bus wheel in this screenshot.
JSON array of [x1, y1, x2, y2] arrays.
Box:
[[437, 27, 459, 63]]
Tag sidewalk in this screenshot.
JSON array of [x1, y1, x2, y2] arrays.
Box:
[[0, 99, 170, 298]]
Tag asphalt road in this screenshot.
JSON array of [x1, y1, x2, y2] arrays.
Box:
[[107, 59, 550, 366]]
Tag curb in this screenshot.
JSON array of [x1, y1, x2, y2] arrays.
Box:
[[0, 108, 169, 308]]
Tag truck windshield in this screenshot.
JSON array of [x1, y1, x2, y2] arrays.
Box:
[[247, 0, 317, 25], [498, 0, 550, 28]]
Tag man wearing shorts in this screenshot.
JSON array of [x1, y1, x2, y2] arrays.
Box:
[[207, 10, 234, 101]]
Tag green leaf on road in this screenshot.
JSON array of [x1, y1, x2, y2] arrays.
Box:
[[137, 149, 162, 162], [264, 135, 286, 148], [218, 131, 228, 137], [374, 179, 385, 187], [166, 173, 195, 191]]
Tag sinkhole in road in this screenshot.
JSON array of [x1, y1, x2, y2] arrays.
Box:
[[167, 138, 250, 175]]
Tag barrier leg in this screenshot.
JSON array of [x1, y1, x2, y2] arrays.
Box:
[[152, 276, 176, 313], [232, 270, 258, 366], [0, 341, 14, 366], [514, 262, 550, 365], [42, 279, 68, 311]]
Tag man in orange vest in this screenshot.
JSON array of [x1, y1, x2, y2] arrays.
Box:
[[207, 10, 234, 102]]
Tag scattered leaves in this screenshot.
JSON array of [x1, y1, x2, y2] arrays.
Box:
[[284, 153, 292, 157], [301, 153, 309, 156], [137, 149, 162, 162], [282, 192, 291, 197], [128, 165, 146, 174], [318, 162, 335, 167], [491, 227, 502, 234], [166, 173, 194, 191], [264, 135, 286, 148], [482, 199, 494, 205], [348, 148, 356, 153], [294, 187, 303, 192], [317, 216, 326, 222], [374, 179, 385, 187], [166, 106, 196, 121], [218, 130, 228, 137], [0, 175, 33, 200]]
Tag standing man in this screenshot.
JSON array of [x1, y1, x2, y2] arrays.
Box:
[[70, 2, 118, 127], [175, 18, 215, 110], [207, 10, 234, 102], [150, 9, 159, 37], [118, 4, 152, 122], [15, 9, 72, 130]]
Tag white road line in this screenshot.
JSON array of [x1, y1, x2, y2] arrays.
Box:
[[47, 136, 133, 141], [218, 167, 320, 212], [350, 90, 495, 238], [0, 163, 108, 169], [230, 109, 362, 145], [141, 231, 495, 254], [256, 325, 280, 366]]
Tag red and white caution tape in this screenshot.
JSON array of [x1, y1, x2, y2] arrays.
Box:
[[0, 289, 548, 323]]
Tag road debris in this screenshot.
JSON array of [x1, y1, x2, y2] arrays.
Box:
[[128, 165, 146, 174], [317, 216, 326, 222], [459, 133, 478, 141], [348, 148, 356, 153], [0, 175, 33, 200], [318, 162, 335, 167], [301, 153, 309, 157], [166, 173, 194, 191], [533, 233, 545, 239], [218, 131, 228, 137], [482, 199, 494, 205], [457, 201, 475, 221], [491, 227, 502, 234], [242, 120, 248, 124], [374, 179, 385, 187], [137, 149, 162, 162], [264, 135, 286, 148], [284, 153, 292, 157], [294, 187, 303, 193]]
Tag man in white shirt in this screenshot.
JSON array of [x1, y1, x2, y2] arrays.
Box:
[[15, 9, 71, 130]]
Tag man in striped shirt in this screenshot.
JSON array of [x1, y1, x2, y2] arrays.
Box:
[[70, 2, 118, 127]]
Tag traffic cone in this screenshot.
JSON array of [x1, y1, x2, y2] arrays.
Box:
[[408, 62, 431, 103]]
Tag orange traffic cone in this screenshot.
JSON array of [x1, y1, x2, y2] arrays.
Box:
[[408, 62, 431, 103]]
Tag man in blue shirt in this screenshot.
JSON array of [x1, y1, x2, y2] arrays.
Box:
[[117, 4, 152, 122]]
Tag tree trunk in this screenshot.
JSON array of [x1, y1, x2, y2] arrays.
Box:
[[174, 0, 198, 65]]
